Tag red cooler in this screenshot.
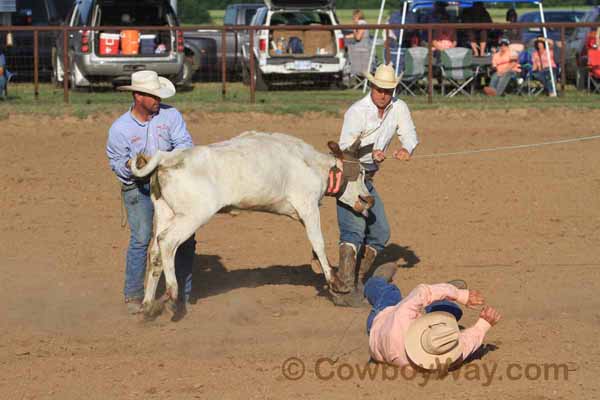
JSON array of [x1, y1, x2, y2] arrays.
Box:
[[99, 32, 120, 55]]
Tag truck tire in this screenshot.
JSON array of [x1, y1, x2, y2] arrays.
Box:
[[254, 67, 269, 91], [176, 57, 194, 90], [242, 62, 269, 91], [51, 47, 63, 87]]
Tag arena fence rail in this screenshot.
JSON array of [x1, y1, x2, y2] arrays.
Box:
[[1, 22, 599, 105]]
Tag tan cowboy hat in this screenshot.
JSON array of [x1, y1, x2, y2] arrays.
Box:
[[118, 70, 176, 99], [405, 312, 463, 370], [366, 63, 401, 89]]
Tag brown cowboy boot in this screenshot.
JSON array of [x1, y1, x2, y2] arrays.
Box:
[[330, 243, 356, 294], [330, 243, 365, 308], [357, 245, 378, 291]]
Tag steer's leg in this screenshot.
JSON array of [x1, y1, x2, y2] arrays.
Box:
[[142, 198, 174, 319], [293, 199, 335, 286], [158, 213, 210, 317]]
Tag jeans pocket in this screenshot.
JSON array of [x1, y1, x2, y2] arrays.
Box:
[[123, 188, 139, 206]]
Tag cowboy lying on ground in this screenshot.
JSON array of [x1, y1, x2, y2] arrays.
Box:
[[365, 263, 501, 370]]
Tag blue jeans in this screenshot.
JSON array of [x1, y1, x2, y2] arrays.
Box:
[[533, 68, 558, 94], [336, 180, 390, 253], [364, 277, 463, 335], [122, 183, 195, 301], [489, 71, 515, 96], [0, 75, 6, 98]]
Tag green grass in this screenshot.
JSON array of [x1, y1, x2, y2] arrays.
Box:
[[2, 82, 600, 118]]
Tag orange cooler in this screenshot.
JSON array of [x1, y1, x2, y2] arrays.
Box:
[[120, 30, 140, 55], [99, 32, 120, 55]]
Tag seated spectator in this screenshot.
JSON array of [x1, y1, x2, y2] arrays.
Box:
[[585, 28, 599, 51], [432, 14, 457, 53], [387, 9, 420, 48], [346, 9, 368, 46], [504, 8, 524, 54], [532, 37, 558, 96], [483, 38, 521, 96], [0, 47, 7, 100], [462, 1, 492, 56]]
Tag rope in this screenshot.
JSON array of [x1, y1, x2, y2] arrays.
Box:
[[413, 134, 600, 160]]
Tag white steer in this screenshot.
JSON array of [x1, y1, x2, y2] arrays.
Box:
[[130, 131, 373, 317]]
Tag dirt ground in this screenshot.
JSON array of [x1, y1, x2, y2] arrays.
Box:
[[1, 107, 600, 399]]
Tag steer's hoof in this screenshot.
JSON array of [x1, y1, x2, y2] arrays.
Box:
[[143, 300, 164, 321]]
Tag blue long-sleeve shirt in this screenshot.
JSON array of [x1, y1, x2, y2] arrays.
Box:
[[106, 104, 194, 184]]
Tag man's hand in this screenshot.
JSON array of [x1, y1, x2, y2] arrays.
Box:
[[480, 305, 502, 326], [372, 150, 386, 163], [126, 158, 133, 169], [393, 148, 411, 161], [466, 289, 484, 309]]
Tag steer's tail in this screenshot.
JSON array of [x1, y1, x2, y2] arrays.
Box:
[[130, 151, 165, 178]]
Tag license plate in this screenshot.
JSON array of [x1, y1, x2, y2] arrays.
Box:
[[292, 60, 313, 71]]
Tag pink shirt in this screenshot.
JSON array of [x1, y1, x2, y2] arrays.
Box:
[[492, 50, 521, 75], [533, 48, 557, 71], [369, 283, 492, 367]]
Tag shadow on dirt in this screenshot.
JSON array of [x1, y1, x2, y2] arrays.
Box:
[[187, 253, 329, 301]]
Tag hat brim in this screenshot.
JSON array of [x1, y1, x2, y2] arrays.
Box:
[[404, 312, 463, 370], [118, 76, 176, 99], [366, 72, 400, 89]]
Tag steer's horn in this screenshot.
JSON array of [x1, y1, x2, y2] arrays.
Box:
[[327, 141, 344, 159]]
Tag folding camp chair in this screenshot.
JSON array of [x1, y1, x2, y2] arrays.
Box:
[[587, 49, 600, 94], [347, 42, 373, 90], [439, 48, 479, 97], [516, 49, 544, 96], [397, 47, 428, 96]]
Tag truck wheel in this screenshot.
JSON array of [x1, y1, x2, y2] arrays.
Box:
[[254, 68, 269, 91], [177, 57, 194, 89], [51, 47, 63, 87], [242, 63, 250, 85], [242, 62, 269, 91]]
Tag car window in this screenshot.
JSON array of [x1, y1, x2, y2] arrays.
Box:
[[520, 11, 584, 23], [223, 6, 236, 25], [245, 8, 258, 26], [269, 11, 332, 26], [251, 7, 267, 25], [11, 0, 49, 25], [77, 0, 92, 25], [96, 1, 176, 26]]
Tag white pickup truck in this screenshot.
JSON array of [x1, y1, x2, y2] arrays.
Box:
[[241, 0, 349, 90]]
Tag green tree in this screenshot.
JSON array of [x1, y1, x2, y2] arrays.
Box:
[[179, 0, 212, 24]]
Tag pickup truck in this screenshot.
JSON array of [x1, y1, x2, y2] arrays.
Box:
[[183, 3, 263, 80]]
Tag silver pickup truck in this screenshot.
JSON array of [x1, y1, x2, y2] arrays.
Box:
[[53, 0, 184, 88], [183, 3, 263, 81]]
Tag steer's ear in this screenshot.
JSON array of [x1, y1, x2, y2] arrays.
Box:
[[327, 141, 344, 159]]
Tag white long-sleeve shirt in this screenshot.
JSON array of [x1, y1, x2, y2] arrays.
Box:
[[339, 94, 419, 165]]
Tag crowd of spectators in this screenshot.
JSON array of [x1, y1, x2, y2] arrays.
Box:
[[380, 1, 563, 96]]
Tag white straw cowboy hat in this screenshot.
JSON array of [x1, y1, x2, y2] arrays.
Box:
[[405, 311, 463, 370], [366, 63, 401, 89], [118, 70, 176, 99]]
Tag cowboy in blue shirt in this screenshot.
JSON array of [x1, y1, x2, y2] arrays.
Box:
[[106, 70, 195, 315]]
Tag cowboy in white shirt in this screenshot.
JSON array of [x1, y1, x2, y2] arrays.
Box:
[[331, 64, 419, 307]]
